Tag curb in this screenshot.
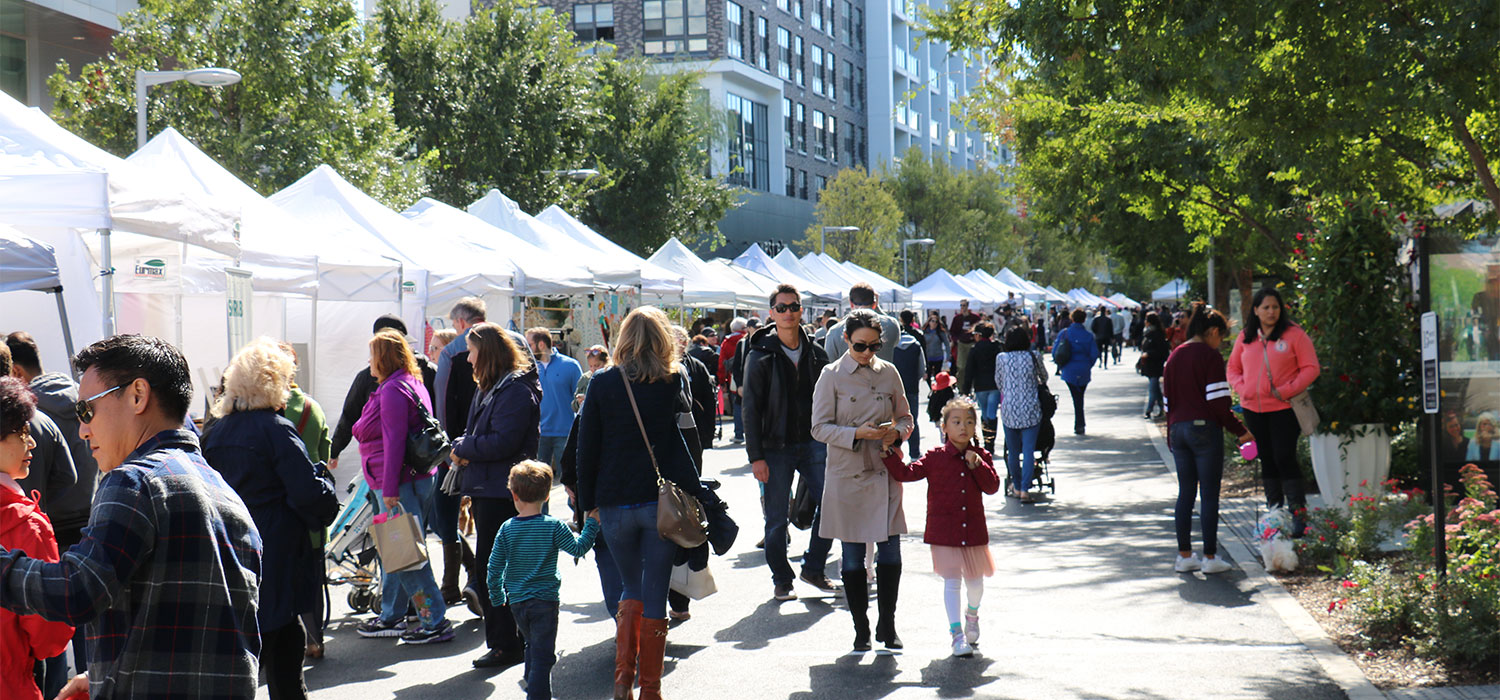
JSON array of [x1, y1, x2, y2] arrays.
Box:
[[1145, 422, 1386, 700]]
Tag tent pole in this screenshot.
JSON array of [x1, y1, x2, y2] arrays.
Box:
[[99, 228, 116, 336], [52, 287, 77, 379], [176, 241, 186, 349], [310, 266, 320, 405]]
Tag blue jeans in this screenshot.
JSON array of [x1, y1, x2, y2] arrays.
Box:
[[761, 441, 833, 586], [1170, 421, 1224, 557], [600, 503, 679, 619], [431, 463, 459, 543], [377, 478, 449, 630], [1145, 376, 1162, 417], [731, 393, 745, 440], [1004, 424, 1040, 491], [536, 435, 569, 469], [840, 535, 901, 574], [905, 393, 921, 456], [976, 390, 1000, 421], [512, 598, 560, 700], [593, 516, 624, 619]]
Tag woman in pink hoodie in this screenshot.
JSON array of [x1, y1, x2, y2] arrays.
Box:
[[0, 377, 74, 700], [1226, 288, 1321, 536]]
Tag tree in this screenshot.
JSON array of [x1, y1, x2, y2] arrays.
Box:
[[578, 59, 738, 254], [379, 0, 597, 214], [47, 0, 426, 207], [799, 166, 904, 276], [885, 148, 1025, 282]]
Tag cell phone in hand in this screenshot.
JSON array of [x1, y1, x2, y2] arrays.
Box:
[[876, 421, 894, 430]]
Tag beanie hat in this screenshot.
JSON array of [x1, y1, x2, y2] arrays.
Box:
[[373, 313, 407, 336]]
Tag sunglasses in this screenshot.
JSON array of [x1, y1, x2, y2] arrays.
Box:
[[75, 384, 127, 424], [850, 341, 883, 353], [772, 302, 802, 313]]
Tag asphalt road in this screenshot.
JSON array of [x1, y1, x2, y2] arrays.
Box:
[[283, 349, 1344, 699]]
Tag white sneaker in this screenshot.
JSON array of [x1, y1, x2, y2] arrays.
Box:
[[1174, 553, 1201, 573], [1200, 555, 1232, 574], [964, 612, 980, 645], [951, 630, 975, 657]]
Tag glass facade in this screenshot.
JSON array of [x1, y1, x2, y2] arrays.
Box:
[[726, 92, 769, 191], [574, 3, 616, 43], [644, 0, 709, 54]]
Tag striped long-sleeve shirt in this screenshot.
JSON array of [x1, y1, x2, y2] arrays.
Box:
[[1163, 342, 1248, 438], [488, 514, 599, 606]]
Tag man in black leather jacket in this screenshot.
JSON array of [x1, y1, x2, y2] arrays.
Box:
[[742, 284, 837, 601]]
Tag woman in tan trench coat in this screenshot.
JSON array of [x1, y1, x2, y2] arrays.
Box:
[[811, 309, 915, 652]]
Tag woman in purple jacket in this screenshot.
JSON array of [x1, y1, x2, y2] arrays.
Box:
[[352, 329, 454, 644]]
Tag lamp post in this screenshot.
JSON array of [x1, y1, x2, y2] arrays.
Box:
[[135, 68, 241, 149], [820, 225, 858, 255], [901, 237, 935, 286], [545, 168, 602, 181]]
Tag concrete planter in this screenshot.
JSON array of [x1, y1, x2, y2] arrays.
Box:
[[1309, 424, 1391, 508]]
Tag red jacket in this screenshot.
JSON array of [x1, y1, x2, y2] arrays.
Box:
[[883, 442, 1000, 547], [717, 332, 744, 384], [0, 485, 74, 700]]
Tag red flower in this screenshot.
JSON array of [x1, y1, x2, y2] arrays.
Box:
[[1339, 374, 1350, 382], [1293, 248, 1304, 256], [1295, 232, 1305, 241], [1398, 213, 1408, 223], [1341, 580, 1358, 588]]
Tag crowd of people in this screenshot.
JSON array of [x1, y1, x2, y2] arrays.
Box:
[[0, 281, 1326, 700]]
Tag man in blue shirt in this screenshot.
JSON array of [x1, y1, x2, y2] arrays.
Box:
[[527, 328, 583, 470]]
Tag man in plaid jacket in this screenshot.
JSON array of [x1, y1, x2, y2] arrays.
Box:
[[0, 335, 262, 699]]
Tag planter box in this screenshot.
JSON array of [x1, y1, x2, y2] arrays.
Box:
[[1308, 424, 1391, 509]]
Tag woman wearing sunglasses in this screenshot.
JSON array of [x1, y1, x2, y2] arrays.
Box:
[[811, 309, 914, 652]]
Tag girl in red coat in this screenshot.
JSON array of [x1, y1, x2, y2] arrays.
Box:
[[882, 396, 1000, 658], [0, 377, 74, 700]]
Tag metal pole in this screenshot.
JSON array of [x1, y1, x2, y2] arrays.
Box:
[[52, 288, 77, 378], [135, 70, 149, 150], [819, 228, 825, 255], [1416, 236, 1447, 580], [902, 242, 909, 287], [99, 228, 116, 336]]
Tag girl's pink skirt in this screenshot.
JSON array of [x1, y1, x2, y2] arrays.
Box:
[[931, 544, 995, 579]]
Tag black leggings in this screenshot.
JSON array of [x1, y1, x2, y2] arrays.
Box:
[[1068, 382, 1087, 433], [471, 496, 524, 652], [263, 619, 308, 700], [1242, 408, 1301, 481]]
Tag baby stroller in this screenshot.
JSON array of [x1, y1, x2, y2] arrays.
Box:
[[1003, 413, 1058, 497], [325, 472, 382, 614]]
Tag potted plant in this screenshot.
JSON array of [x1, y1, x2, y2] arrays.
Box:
[[1293, 196, 1419, 507]]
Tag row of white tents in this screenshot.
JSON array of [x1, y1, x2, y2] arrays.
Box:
[[1, 88, 1148, 419]]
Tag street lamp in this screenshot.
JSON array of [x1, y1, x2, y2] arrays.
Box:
[[545, 168, 602, 181], [901, 237, 935, 286], [820, 226, 859, 255], [136, 68, 242, 149]]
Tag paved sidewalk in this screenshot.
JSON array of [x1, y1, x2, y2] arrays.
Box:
[[282, 352, 1346, 699]]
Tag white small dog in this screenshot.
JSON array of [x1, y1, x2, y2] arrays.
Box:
[[1257, 507, 1300, 573]]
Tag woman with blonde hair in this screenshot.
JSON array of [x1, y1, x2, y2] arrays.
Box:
[[351, 329, 455, 644], [449, 322, 541, 668], [202, 338, 338, 698], [578, 307, 704, 700]]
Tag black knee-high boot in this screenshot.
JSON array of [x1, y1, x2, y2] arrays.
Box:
[[1262, 479, 1285, 510], [841, 570, 871, 651], [1282, 478, 1308, 537], [874, 563, 902, 649]]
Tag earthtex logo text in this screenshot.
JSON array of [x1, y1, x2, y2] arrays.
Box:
[[134, 258, 168, 279]]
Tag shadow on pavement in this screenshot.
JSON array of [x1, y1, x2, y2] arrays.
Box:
[[714, 598, 838, 650], [790, 653, 913, 700], [917, 655, 1003, 698], [304, 617, 487, 692]]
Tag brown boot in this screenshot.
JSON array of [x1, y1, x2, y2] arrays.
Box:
[[440, 542, 462, 605], [613, 599, 644, 700], [637, 617, 669, 700]]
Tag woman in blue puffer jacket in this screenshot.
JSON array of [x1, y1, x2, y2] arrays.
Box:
[[1055, 308, 1101, 436], [449, 322, 541, 669]]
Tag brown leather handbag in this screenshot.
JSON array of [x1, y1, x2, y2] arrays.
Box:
[[621, 372, 708, 548]]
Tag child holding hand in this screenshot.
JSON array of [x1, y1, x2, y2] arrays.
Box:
[[882, 396, 999, 657], [488, 460, 599, 700]]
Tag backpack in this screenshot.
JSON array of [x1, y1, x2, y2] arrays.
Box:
[[1052, 334, 1073, 367]]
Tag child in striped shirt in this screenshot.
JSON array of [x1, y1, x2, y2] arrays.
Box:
[[488, 460, 599, 700]]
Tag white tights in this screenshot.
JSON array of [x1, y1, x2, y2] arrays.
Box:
[[943, 577, 984, 626]]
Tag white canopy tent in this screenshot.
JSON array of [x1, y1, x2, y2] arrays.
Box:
[[402, 198, 594, 298], [772, 249, 840, 304], [732, 244, 838, 303], [708, 259, 780, 309], [1151, 279, 1190, 302], [799, 252, 870, 301], [962, 269, 1026, 305], [838, 260, 913, 307], [535, 205, 685, 298], [645, 238, 762, 308], [996, 267, 1069, 303], [910, 268, 1001, 310], [1069, 288, 1118, 308], [0, 228, 76, 371], [1108, 292, 1142, 309]]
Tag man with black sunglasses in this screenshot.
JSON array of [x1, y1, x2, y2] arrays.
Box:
[[743, 284, 838, 601], [0, 335, 262, 700], [824, 282, 903, 363]]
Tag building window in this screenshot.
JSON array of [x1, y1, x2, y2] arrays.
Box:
[[793, 36, 804, 86], [777, 27, 791, 80], [812, 109, 826, 159], [727, 2, 744, 59], [574, 3, 616, 43], [826, 51, 836, 100], [857, 125, 867, 166], [785, 166, 796, 196], [794, 102, 806, 154], [842, 59, 854, 107], [814, 174, 827, 200], [824, 0, 835, 37], [811, 45, 823, 95], [810, 0, 822, 31], [840, 0, 851, 45], [855, 65, 865, 110], [844, 120, 856, 164], [644, 0, 709, 55], [828, 118, 838, 164], [852, 6, 864, 50], [726, 92, 770, 191], [799, 170, 809, 199], [777, 0, 788, 12], [793, 0, 802, 20], [756, 16, 769, 70], [783, 97, 793, 150]]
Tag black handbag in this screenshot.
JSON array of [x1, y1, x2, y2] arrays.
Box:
[[1031, 352, 1059, 420], [395, 381, 452, 478], [789, 474, 815, 531]]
